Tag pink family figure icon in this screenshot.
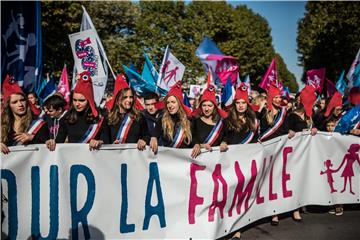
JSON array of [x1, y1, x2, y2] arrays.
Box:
[[164, 66, 179, 85], [335, 144, 360, 195], [320, 159, 337, 193]]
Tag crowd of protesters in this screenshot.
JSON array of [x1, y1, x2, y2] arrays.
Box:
[[1, 71, 359, 239]]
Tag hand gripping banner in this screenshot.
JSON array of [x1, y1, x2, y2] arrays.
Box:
[[1, 132, 359, 239]]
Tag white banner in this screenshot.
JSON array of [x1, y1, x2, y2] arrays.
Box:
[[69, 29, 106, 105], [1, 132, 359, 239]]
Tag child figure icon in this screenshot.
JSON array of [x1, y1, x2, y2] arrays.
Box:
[[320, 159, 337, 193]]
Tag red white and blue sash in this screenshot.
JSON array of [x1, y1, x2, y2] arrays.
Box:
[[204, 119, 224, 146], [353, 120, 360, 130], [27, 118, 46, 135], [14, 118, 46, 146], [116, 114, 134, 144], [79, 117, 104, 143], [259, 107, 287, 141], [171, 126, 185, 148], [240, 119, 259, 144]]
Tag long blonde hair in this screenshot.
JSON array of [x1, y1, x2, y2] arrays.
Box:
[[162, 96, 192, 144], [108, 88, 140, 125], [1, 93, 33, 144]]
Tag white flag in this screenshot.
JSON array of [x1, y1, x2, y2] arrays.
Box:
[[71, 6, 115, 106], [157, 46, 186, 91]]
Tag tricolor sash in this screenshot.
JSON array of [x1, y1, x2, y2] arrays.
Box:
[[79, 117, 104, 143], [204, 119, 224, 146], [27, 118, 46, 135], [171, 126, 185, 148], [240, 119, 259, 144], [259, 107, 287, 141], [116, 114, 134, 144], [14, 118, 46, 146]]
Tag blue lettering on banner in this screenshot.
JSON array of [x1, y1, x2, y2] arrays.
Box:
[[70, 165, 95, 240], [143, 162, 166, 230], [1, 169, 18, 239], [31, 166, 59, 239], [119, 164, 135, 233]]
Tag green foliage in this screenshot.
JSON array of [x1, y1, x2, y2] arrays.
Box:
[[41, 0, 298, 91], [297, 1, 360, 84]]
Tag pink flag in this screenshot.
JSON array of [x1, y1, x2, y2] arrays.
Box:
[[57, 65, 70, 104], [259, 58, 282, 91], [306, 68, 326, 94], [326, 78, 337, 98]]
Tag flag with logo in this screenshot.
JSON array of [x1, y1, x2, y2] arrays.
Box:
[[1, 1, 42, 93], [259, 58, 282, 91], [306, 68, 326, 94], [57, 64, 70, 104], [123, 64, 157, 96], [196, 36, 238, 86], [157, 45, 186, 91]]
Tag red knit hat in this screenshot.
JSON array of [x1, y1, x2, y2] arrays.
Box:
[[2, 75, 24, 102], [267, 83, 281, 111], [165, 82, 192, 117], [349, 87, 360, 105], [74, 71, 98, 117], [234, 83, 259, 112], [324, 91, 342, 117], [106, 74, 130, 111], [192, 85, 227, 118], [300, 85, 317, 117]]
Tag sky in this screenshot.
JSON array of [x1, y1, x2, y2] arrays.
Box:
[[229, 0, 307, 89]]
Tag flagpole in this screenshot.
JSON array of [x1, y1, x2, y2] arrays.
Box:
[[81, 6, 116, 80]]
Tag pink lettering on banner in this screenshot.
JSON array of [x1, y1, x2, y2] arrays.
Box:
[[282, 147, 293, 198], [269, 155, 278, 200], [80, 37, 91, 47], [256, 158, 267, 204], [208, 164, 228, 222], [188, 163, 206, 224], [228, 160, 258, 217], [76, 51, 88, 58], [83, 62, 96, 68]]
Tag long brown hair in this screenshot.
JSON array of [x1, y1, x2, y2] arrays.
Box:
[[162, 96, 192, 144], [1, 93, 33, 144], [228, 102, 256, 132], [294, 103, 313, 127], [66, 95, 98, 124], [108, 88, 140, 125]]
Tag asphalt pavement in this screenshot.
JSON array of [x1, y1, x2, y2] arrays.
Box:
[[221, 204, 360, 240]]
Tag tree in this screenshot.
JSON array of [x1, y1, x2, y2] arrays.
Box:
[[41, 1, 298, 92], [297, 1, 360, 84]]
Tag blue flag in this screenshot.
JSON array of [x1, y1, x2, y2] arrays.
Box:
[[352, 64, 360, 88], [141, 52, 167, 96], [334, 104, 360, 134], [195, 36, 223, 56], [38, 75, 56, 103], [123, 64, 158, 96], [335, 70, 346, 95], [1, 1, 42, 93], [183, 92, 192, 108], [221, 77, 235, 108]]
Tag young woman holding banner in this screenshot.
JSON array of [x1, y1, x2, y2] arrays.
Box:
[[50, 71, 104, 151], [150, 83, 194, 154], [100, 75, 150, 150], [258, 84, 289, 226], [223, 83, 260, 146], [191, 85, 228, 157], [1, 75, 49, 154]]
